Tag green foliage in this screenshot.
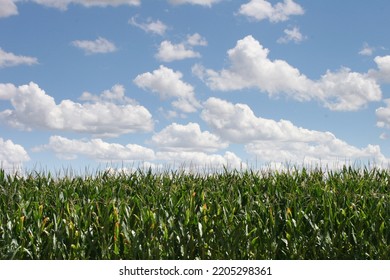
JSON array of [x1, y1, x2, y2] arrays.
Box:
[[0, 167, 389, 259]]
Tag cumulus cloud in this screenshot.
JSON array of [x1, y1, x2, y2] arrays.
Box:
[[0, 137, 30, 171], [0, 0, 18, 18], [151, 122, 228, 152], [0, 48, 38, 68], [186, 33, 208, 46], [317, 67, 381, 111], [156, 41, 200, 62], [194, 35, 382, 111], [359, 42, 375, 56], [35, 134, 243, 171], [238, 0, 304, 23], [245, 141, 387, 168], [3, 0, 141, 18], [30, 0, 140, 10], [149, 121, 244, 170], [201, 97, 389, 166], [156, 151, 245, 171], [168, 0, 221, 7], [155, 33, 207, 62], [35, 135, 155, 161], [134, 65, 201, 113], [376, 99, 390, 129], [201, 97, 332, 144], [0, 82, 154, 137], [277, 26, 306, 44], [192, 35, 314, 97], [71, 37, 117, 55], [79, 84, 136, 104], [368, 55, 390, 83], [129, 16, 168, 36]]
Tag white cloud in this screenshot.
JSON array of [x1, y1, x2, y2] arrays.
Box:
[[194, 35, 382, 111], [317, 67, 381, 111], [0, 0, 18, 18], [359, 42, 375, 56], [0, 48, 38, 68], [168, 0, 221, 7], [202, 97, 389, 166], [245, 141, 387, 168], [151, 122, 228, 152], [158, 108, 184, 119], [155, 33, 207, 62], [2, 0, 141, 18], [0, 137, 30, 171], [201, 97, 332, 144], [33, 133, 246, 171], [277, 26, 306, 44], [368, 55, 390, 83], [376, 99, 390, 129], [192, 36, 314, 97], [71, 37, 117, 55], [36, 134, 244, 171], [238, 0, 304, 23], [156, 151, 245, 171], [129, 16, 168, 36], [134, 65, 201, 113], [0, 82, 154, 137], [79, 84, 136, 104], [31, 0, 140, 10], [35, 136, 155, 161], [186, 33, 208, 46], [156, 41, 200, 62]]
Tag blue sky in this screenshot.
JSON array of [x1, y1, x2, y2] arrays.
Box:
[[1, 0, 390, 173]]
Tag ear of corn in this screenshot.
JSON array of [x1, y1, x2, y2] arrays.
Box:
[[0, 167, 389, 259]]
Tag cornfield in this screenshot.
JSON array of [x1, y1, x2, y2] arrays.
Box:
[[0, 166, 389, 259]]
